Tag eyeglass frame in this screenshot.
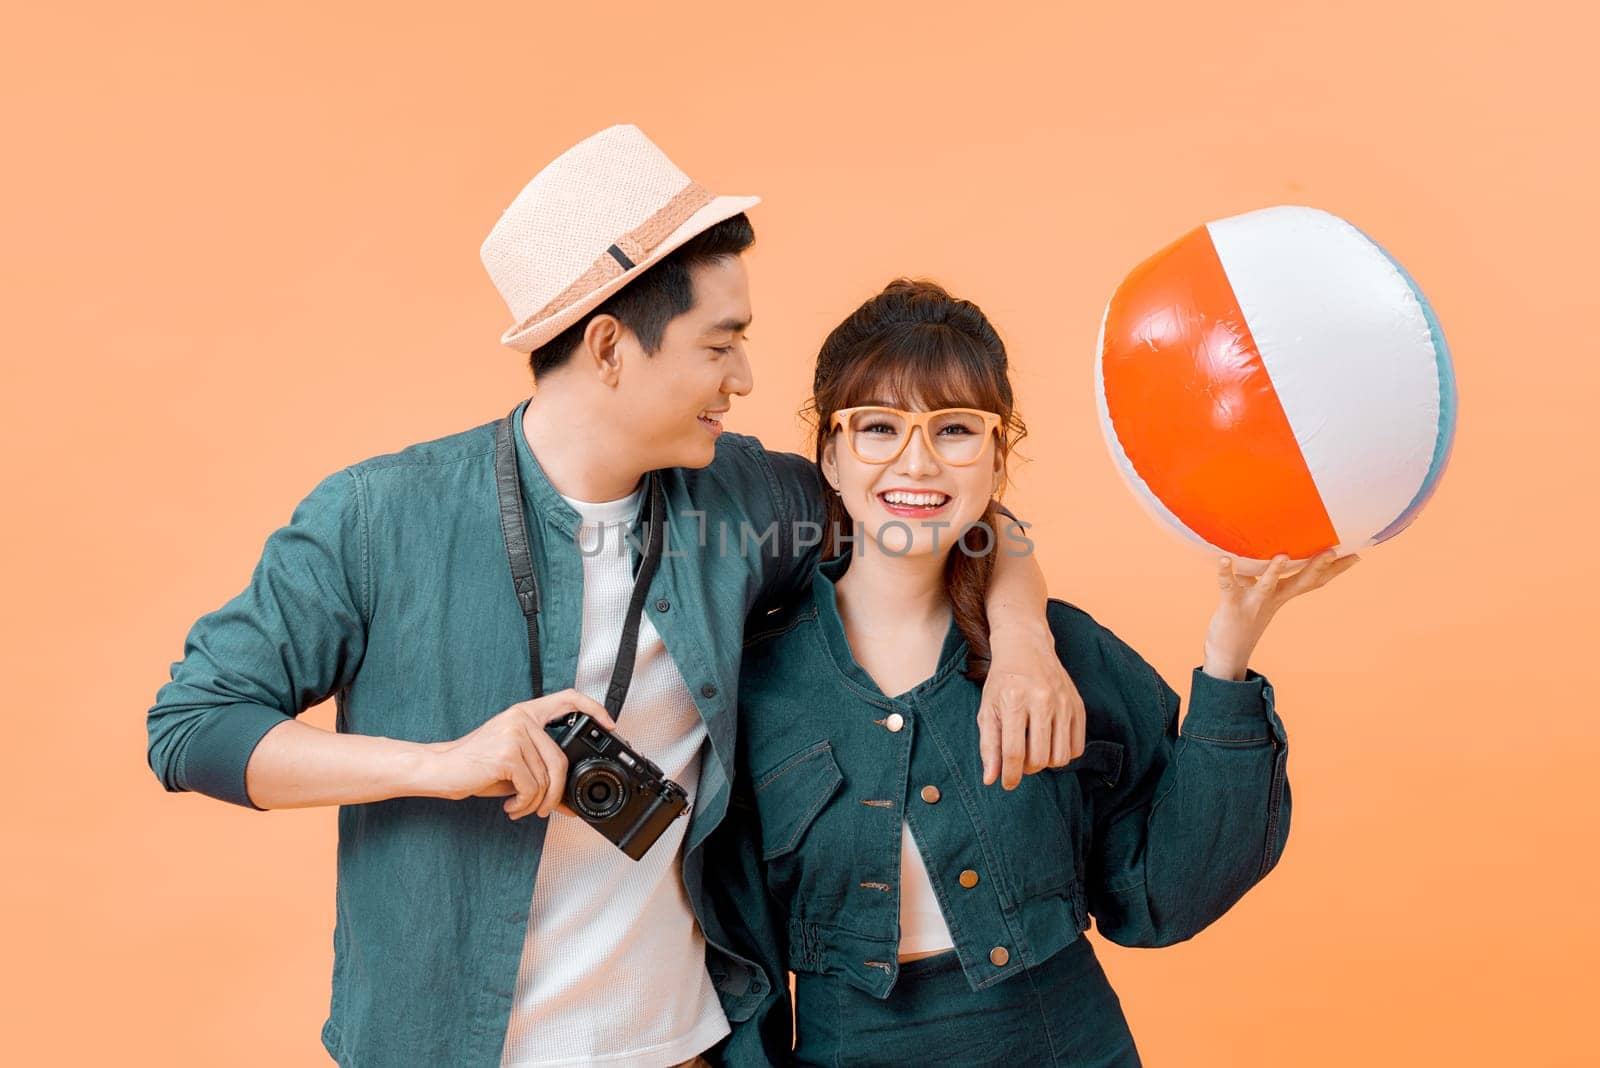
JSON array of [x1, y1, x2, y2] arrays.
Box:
[[827, 405, 1005, 467]]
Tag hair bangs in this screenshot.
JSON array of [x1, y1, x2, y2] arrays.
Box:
[[829, 322, 1009, 417]]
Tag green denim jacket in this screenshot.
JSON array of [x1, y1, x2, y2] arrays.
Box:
[[145, 398, 825, 1068], [702, 550, 1291, 1065]]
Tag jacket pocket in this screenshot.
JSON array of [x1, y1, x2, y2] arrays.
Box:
[[995, 740, 1125, 903], [1054, 738, 1125, 901], [753, 740, 845, 860], [1061, 738, 1124, 789]]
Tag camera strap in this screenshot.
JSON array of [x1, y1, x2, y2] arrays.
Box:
[[494, 404, 668, 721]]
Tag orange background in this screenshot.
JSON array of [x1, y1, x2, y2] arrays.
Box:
[[3, 2, 1594, 1064]]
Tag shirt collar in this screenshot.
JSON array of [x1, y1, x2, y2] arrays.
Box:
[[510, 395, 584, 540]]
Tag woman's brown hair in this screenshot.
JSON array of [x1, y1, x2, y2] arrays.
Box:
[[803, 278, 1027, 682]]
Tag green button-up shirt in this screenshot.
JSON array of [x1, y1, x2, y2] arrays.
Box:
[[703, 549, 1292, 1064], [146, 398, 825, 1068]]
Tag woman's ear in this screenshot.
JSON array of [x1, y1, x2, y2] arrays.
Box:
[[991, 445, 1006, 495], [821, 439, 840, 491]]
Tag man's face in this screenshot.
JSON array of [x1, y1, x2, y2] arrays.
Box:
[[616, 255, 754, 470]]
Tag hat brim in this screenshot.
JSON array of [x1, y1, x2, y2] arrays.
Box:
[[500, 193, 762, 354]]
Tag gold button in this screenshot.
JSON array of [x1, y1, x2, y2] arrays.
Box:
[[885, 712, 905, 733], [920, 785, 941, 804], [959, 869, 979, 888], [990, 946, 1010, 966]]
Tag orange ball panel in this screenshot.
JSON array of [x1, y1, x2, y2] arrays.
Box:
[[1101, 225, 1340, 559]]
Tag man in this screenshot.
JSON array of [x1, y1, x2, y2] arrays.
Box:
[[146, 124, 1084, 1068]]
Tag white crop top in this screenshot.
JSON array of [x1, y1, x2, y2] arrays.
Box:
[[898, 820, 957, 955]]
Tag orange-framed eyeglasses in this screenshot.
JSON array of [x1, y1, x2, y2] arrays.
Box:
[[829, 405, 1003, 466]]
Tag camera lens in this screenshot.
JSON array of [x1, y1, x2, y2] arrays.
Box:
[[571, 760, 629, 821]]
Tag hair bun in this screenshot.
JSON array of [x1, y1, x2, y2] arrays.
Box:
[[813, 278, 1005, 390]]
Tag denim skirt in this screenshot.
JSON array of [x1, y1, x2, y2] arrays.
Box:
[[791, 935, 1142, 1067]]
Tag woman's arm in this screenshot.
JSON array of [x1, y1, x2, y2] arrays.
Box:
[[1086, 660, 1291, 947], [1086, 548, 1359, 946]]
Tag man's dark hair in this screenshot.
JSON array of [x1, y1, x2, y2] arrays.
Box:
[[529, 213, 755, 377]]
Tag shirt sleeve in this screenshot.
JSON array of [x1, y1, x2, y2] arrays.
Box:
[[749, 445, 826, 606], [1084, 633, 1292, 948], [145, 468, 370, 810], [702, 785, 796, 1066]]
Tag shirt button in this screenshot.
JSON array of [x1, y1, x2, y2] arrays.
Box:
[[884, 712, 905, 733], [990, 946, 1010, 967], [959, 869, 979, 889], [655, 597, 670, 612], [701, 683, 718, 699], [920, 785, 941, 804]]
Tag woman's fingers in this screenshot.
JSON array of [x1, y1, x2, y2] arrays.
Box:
[[1223, 553, 1289, 592], [1257, 554, 1291, 592], [1284, 550, 1361, 598], [1332, 553, 1363, 578], [1278, 550, 1333, 597], [1216, 548, 1361, 619]]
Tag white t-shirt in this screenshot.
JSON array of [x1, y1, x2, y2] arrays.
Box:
[[899, 820, 957, 955], [499, 483, 730, 1068]]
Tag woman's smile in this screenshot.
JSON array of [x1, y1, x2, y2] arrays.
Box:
[[876, 488, 954, 517]]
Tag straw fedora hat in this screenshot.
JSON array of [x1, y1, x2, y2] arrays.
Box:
[[480, 124, 761, 354]]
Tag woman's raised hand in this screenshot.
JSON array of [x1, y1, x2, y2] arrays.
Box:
[[1203, 549, 1363, 679]]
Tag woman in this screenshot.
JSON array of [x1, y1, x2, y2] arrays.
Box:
[[704, 279, 1359, 1067]]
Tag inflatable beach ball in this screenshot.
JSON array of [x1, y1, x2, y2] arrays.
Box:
[[1094, 205, 1456, 573]]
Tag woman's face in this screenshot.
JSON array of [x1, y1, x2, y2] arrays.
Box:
[[821, 401, 1005, 559]]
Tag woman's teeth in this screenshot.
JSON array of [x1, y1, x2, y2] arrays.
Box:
[[880, 491, 950, 509]]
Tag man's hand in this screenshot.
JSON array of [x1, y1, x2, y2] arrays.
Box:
[[977, 622, 1085, 790], [422, 689, 617, 820]]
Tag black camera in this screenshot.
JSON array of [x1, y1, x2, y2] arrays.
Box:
[[544, 712, 689, 861]]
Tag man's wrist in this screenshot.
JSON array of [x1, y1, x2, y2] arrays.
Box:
[[987, 618, 1055, 674], [396, 740, 447, 799], [988, 615, 1052, 642]]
